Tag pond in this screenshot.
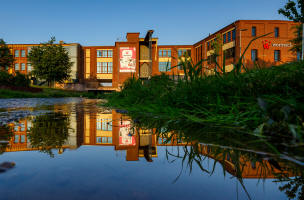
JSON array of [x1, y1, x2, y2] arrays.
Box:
[[0, 98, 303, 200]]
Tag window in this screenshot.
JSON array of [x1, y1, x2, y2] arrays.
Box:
[[224, 47, 235, 59], [178, 49, 191, 57], [96, 121, 102, 130], [252, 26, 256, 37], [97, 50, 102, 57], [223, 33, 226, 44], [102, 62, 107, 73], [15, 50, 19, 57], [274, 27, 279, 38], [96, 119, 112, 131], [232, 29, 236, 40], [97, 62, 102, 73], [159, 62, 171, 72], [15, 63, 19, 71], [159, 49, 171, 57], [21, 135, 25, 143], [97, 62, 113, 74], [108, 50, 113, 58], [108, 62, 113, 73], [228, 31, 231, 42], [20, 123, 25, 131], [14, 135, 19, 143], [251, 49, 258, 61], [274, 50, 281, 62], [14, 125, 19, 131], [21, 63, 25, 70], [97, 50, 113, 58], [102, 50, 107, 57], [21, 50, 26, 57], [27, 63, 32, 72], [207, 42, 210, 50]]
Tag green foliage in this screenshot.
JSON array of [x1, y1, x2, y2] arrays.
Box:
[[278, 0, 304, 56], [27, 112, 70, 157], [0, 70, 30, 87], [27, 37, 73, 86], [107, 61, 304, 139], [278, 0, 304, 23], [0, 39, 14, 71], [0, 70, 13, 85]]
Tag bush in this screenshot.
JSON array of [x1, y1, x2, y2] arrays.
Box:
[[0, 70, 13, 86], [13, 72, 30, 87], [0, 70, 30, 87]]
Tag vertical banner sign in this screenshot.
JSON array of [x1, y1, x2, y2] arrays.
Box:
[[119, 121, 136, 146], [120, 47, 136, 72]]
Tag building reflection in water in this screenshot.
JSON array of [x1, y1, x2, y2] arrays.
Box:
[[2, 103, 296, 180]]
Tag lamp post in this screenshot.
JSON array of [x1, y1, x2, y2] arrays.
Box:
[[239, 29, 248, 60], [302, 23, 304, 60]]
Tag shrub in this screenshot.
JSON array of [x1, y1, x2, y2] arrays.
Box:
[[0, 70, 30, 87], [13, 72, 30, 87], [0, 70, 13, 86]]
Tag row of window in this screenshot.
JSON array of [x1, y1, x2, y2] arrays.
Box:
[[96, 119, 112, 131], [251, 26, 280, 37], [223, 29, 236, 44], [159, 62, 171, 72], [14, 63, 32, 71], [14, 135, 26, 143], [97, 62, 113, 73], [178, 49, 191, 57], [97, 50, 113, 58], [159, 49, 171, 58], [251, 49, 281, 62], [14, 50, 27, 57], [96, 137, 112, 144]]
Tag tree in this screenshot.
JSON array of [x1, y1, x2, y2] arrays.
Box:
[[278, 0, 304, 58], [0, 39, 14, 71], [27, 112, 70, 157], [27, 37, 73, 86]]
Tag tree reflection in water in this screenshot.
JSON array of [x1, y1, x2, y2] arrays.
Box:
[[27, 112, 70, 157], [0, 125, 12, 155]]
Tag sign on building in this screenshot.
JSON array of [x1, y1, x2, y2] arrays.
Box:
[[119, 47, 136, 72], [119, 121, 136, 146]]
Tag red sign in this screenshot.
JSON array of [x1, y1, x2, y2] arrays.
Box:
[[262, 40, 271, 49], [119, 47, 136, 72]]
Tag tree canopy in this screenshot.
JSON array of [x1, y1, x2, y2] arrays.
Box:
[[27, 37, 73, 86], [278, 0, 304, 23], [0, 39, 14, 71], [278, 0, 303, 56]]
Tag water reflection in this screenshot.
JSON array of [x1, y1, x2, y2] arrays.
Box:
[[0, 98, 303, 199]]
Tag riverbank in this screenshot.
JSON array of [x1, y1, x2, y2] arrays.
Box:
[[106, 61, 304, 139], [0, 87, 95, 98]]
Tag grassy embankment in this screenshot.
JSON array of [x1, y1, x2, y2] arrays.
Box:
[[106, 60, 304, 140], [0, 86, 95, 98]]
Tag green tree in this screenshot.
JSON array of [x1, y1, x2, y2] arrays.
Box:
[[278, 0, 304, 57], [27, 112, 70, 157], [27, 37, 73, 87], [0, 39, 14, 71]]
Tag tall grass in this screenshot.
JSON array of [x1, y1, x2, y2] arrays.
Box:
[[106, 34, 304, 141]]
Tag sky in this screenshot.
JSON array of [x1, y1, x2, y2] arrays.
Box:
[[0, 0, 290, 46]]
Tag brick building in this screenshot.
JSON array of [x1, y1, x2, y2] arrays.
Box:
[[5, 20, 300, 91]]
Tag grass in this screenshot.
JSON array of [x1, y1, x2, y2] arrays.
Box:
[[0, 86, 96, 98], [106, 61, 304, 142]]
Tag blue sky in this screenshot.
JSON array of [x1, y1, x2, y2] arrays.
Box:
[[0, 0, 289, 46]]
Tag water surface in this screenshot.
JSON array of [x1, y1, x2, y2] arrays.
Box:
[[0, 98, 303, 200]]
